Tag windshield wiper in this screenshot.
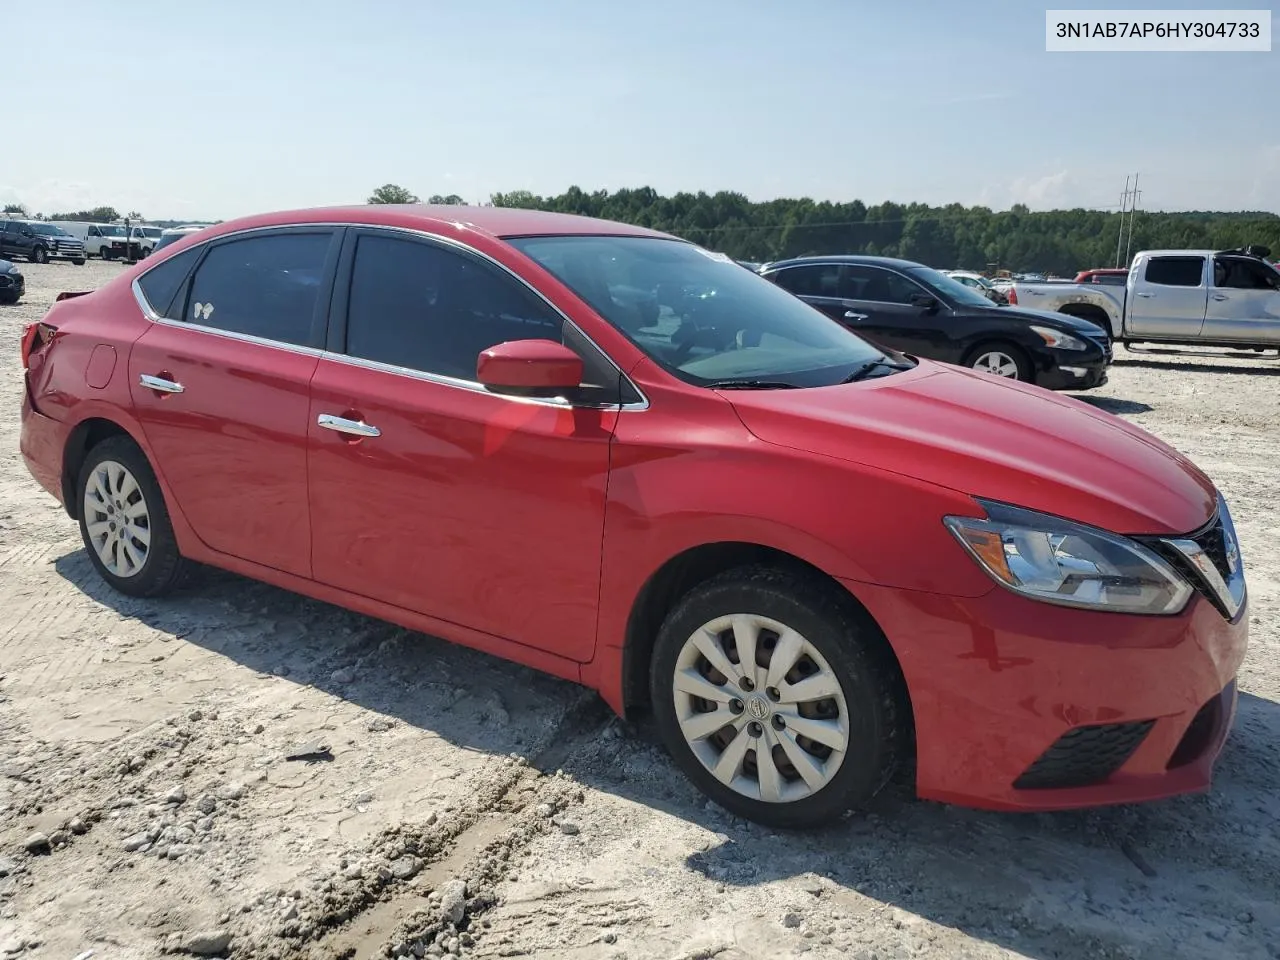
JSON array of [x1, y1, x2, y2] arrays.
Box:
[[840, 356, 913, 384], [704, 379, 800, 390]]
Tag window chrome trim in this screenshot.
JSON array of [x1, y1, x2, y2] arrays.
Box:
[[130, 220, 650, 411]]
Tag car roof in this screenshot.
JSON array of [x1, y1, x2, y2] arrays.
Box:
[[195, 205, 678, 243], [762, 255, 926, 271]]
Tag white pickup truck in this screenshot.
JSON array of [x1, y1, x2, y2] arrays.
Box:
[[1008, 246, 1280, 349]]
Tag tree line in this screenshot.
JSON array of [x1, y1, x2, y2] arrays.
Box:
[[374, 184, 1280, 274]]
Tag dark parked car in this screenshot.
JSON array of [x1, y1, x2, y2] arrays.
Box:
[[759, 256, 1111, 389], [0, 220, 86, 265], [0, 258, 24, 303]]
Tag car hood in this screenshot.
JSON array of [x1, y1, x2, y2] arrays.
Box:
[[965, 304, 1109, 335], [724, 361, 1216, 535]]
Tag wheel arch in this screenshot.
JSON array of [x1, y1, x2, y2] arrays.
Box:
[[620, 541, 913, 735], [1055, 302, 1113, 333], [61, 416, 151, 520]]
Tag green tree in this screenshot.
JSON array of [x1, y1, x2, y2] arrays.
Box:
[[426, 194, 465, 205], [2, 204, 25, 215], [368, 184, 420, 204]]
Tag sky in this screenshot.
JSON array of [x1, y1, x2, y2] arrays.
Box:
[[5, 1, 1279, 221]]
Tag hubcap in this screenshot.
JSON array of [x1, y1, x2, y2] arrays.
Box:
[[673, 614, 849, 804], [83, 460, 151, 578], [973, 351, 1019, 377]]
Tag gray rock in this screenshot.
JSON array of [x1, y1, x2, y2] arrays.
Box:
[[48, 830, 70, 848], [23, 832, 50, 854], [438, 879, 468, 925], [782, 911, 803, 929], [368, 718, 393, 732], [188, 710, 204, 722], [197, 817, 214, 833], [558, 820, 580, 836], [252, 723, 265, 735], [331, 667, 355, 685], [67, 817, 88, 835], [215, 782, 246, 801], [0, 856, 16, 877], [196, 795, 217, 815], [181, 929, 232, 955], [165, 785, 187, 805], [167, 844, 192, 859], [390, 856, 422, 880], [534, 803, 555, 819], [1238, 911, 1254, 924]]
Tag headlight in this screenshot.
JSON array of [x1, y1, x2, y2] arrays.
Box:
[[1030, 325, 1088, 350], [944, 500, 1192, 615]]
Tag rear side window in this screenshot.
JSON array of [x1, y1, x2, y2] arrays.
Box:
[[182, 232, 334, 346], [771, 264, 843, 298], [1144, 257, 1204, 287], [136, 247, 201, 318]]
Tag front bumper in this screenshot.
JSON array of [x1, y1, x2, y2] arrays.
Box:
[[1038, 357, 1109, 391], [848, 578, 1248, 812], [0, 272, 23, 300]]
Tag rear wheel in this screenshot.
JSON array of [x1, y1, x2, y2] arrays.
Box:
[[101, 249, 115, 261], [965, 341, 1031, 381], [77, 436, 191, 597], [650, 565, 906, 828]]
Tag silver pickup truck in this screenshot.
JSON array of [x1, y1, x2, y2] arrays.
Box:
[[1008, 246, 1280, 349]]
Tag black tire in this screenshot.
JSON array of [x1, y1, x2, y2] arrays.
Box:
[[72, 258, 86, 266], [31, 246, 49, 264], [963, 340, 1032, 381], [76, 435, 192, 597], [649, 565, 907, 829], [101, 249, 115, 261]]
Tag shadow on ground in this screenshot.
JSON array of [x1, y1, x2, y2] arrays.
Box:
[[1074, 395, 1155, 415], [54, 550, 1280, 960]]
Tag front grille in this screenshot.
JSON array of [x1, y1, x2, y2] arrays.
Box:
[[1147, 510, 1241, 619], [1014, 720, 1155, 789]]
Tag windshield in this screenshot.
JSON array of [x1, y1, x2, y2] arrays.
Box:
[[31, 224, 71, 237], [508, 235, 890, 387], [98, 224, 125, 237], [908, 266, 996, 308]]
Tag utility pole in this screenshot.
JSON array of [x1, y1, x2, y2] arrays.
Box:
[[1124, 173, 1141, 268], [1114, 176, 1131, 268]]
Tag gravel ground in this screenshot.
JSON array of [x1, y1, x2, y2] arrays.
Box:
[[1, 259, 1277, 960]]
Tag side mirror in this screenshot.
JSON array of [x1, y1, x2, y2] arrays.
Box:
[[910, 293, 938, 311], [476, 339, 584, 393]]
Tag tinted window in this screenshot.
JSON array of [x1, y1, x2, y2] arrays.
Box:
[[1145, 256, 1204, 287], [137, 247, 202, 318], [345, 235, 566, 383], [846, 265, 929, 305], [183, 232, 333, 345], [1214, 257, 1279, 290], [510, 236, 888, 388], [771, 264, 844, 298]]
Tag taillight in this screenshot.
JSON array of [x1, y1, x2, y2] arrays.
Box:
[[21, 322, 57, 370], [1007, 287, 1018, 305]]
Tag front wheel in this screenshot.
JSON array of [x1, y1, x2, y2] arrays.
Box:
[[77, 436, 192, 597], [30, 246, 49, 264], [72, 258, 86, 266], [650, 565, 907, 829], [964, 341, 1031, 381]]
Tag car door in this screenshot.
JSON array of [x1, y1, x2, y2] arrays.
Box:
[[839, 265, 948, 356], [306, 228, 625, 662], [767, 263, 851, 324], [1203, 256, 1280, 344], [1126, 255, 1208, 339], [127, 227, 341, 578]]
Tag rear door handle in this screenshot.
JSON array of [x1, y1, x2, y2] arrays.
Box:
[[1135, 292, 1155, 298], [139, 373, 184, 394], [1211, 294, 1229, 301], [844, 311, 868, 320], [317, 414, 381, 438]]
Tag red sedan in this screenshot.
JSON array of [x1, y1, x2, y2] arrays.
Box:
[[19, 206, 1248, 827]]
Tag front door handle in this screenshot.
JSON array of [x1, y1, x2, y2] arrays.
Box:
[[844, 311, 868, 320], [139, 373, 184, 394], [317, 413, 381, 438], [1211, 293, 1229, 301], [1135, 292, 1155, 298]]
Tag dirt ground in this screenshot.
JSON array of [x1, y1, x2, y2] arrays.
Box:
[[1, 259, 1277, 960]]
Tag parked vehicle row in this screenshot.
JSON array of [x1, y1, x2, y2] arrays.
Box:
[[18, 204, 1247, 828], [1009, 246, 1280, 349], [51, 221, 164, 260], [0, 219, 86, 265], [759, 255, 1111, 389]]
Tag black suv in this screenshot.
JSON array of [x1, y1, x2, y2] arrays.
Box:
[[0, 258, 24, 304], [0, 220, 86, 265], [760, 255, 1111, 390]]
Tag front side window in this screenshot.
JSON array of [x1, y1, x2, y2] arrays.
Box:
[[182, 231, 334, 346], [509, 236, 888, 388], [1214, 257, 1279, 290], [1145, 256, 1204, 287], [343, 234, 623, 404]]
